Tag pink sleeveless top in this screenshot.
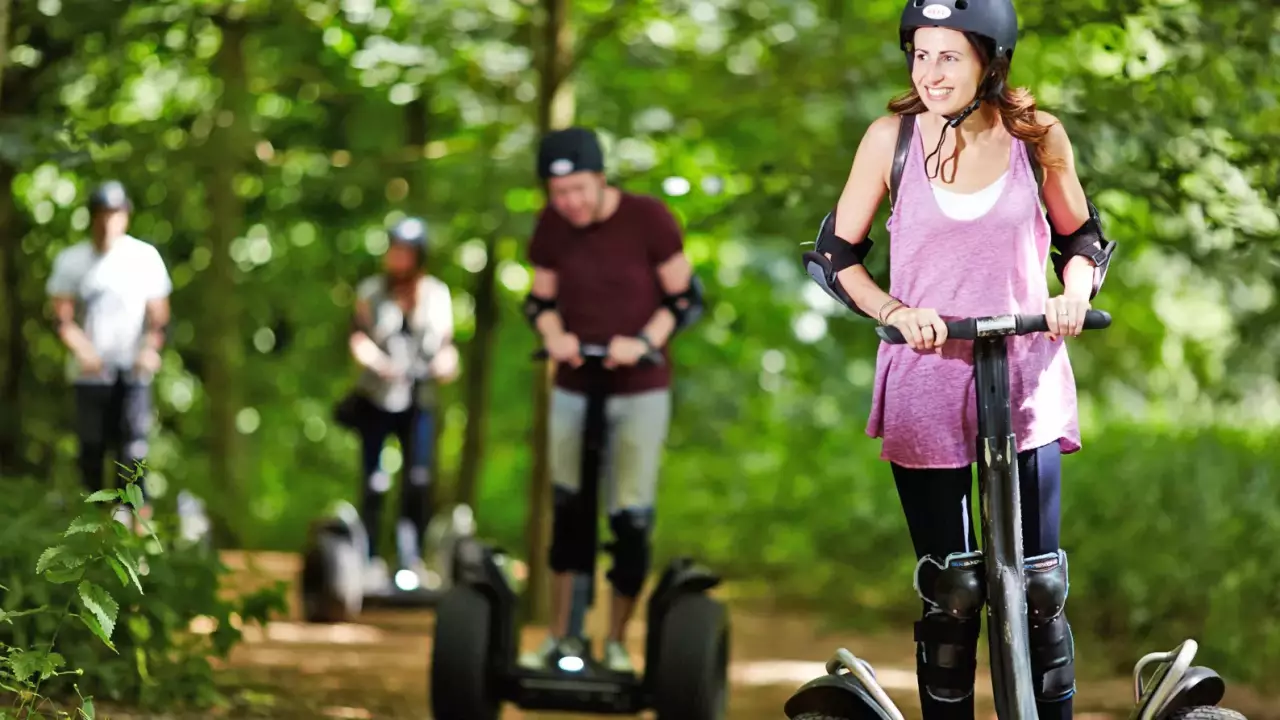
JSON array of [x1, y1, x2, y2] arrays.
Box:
[[866, 118, 1082, 469]]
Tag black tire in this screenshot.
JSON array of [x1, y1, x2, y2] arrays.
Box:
[[430, 585, 500, 720], [1170, 708, 1248, 720], [652, 593, 729, 720], [300, 532, 362, 623]]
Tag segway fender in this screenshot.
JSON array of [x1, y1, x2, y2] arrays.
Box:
[[449, 537, 519, 667], [651, 556, 722, 603], [783, 674, 894, 720], [1154, 666, 1227, 719], [309, 501, 369, 557]]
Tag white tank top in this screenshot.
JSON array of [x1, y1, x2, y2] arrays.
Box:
[[918, 118, 1012, 221], [930, 171, 1009, 221]]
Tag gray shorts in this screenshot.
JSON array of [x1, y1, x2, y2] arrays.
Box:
[[549, 388, 671, 513]]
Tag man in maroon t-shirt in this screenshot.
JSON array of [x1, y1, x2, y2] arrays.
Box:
[[520, 127, 704, 674]]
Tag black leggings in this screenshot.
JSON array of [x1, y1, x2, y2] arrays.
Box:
[[75, 380, 152, 498], [892, 442, 1071, 720], [356, 401, 434, 563]]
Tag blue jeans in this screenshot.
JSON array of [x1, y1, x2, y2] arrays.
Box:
[[356, 399, 434, 563]]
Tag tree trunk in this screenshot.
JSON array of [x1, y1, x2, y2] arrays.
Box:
[[0, 162, 24, 475], [404, 94, 450, 518], [523, 0, 575, 626], [454, 134, 502, 511], [0, 0, 30, 475], [203, 15, 251, 545]]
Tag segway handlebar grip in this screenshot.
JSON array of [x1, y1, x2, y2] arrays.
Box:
[[874, 309, 1112, 344], [530, 343, 665, 366]]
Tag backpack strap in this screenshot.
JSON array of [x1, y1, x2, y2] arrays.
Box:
[[889, 113, 914, 210]]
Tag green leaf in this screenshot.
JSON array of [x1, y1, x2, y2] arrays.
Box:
[[36, 546, 66, 574], [113, 551, 144, 594], [7, 649, 65, 683], [78, 697, 95, 720], [76, 613, 117, 653], [77, 581, 119, 642], [0, 606, 48, 624], [125, 484, 145, 510], [45, 566, 87, 585], [127, 614, 152, 642], [84, 490, 118, 504], [64, 516, 104, 536], [105, 556, 129, 587]]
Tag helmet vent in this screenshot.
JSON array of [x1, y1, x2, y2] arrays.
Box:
[[913, 0, 925, 6], [954, 0, 968, 8]]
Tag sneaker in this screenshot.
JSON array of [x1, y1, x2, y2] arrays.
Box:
[[603, 640, 635, 674], [408, 558, 442, 591], [363, 557, 390, 595], [519, 635, 559, 669], [556, 635, 589, 667]]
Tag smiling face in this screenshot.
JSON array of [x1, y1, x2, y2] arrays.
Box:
[[911, 27, 988, 116], [546, 171, 606, 228], [384, 242, 420, 279]]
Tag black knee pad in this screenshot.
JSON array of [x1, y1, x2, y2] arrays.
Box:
[[605, 508, 653, 598], [548, 487, 594, 574], [913, 551, 985, 702], [1026, 550, 1075, 701]]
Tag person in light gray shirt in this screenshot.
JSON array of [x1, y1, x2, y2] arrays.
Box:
[[346, 217, 459, 592], [46, 180, 171, 506]]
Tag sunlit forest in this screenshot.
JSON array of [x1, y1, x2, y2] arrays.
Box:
[[0, 0, 1276, 717]]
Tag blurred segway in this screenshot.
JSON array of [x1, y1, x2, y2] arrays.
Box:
[[429, 343, 729, 720]]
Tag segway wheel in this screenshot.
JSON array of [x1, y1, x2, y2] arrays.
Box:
[[430, 585, 500, 720], [300, 532, 362, 624], [1169, 709, 1247, 720], [652, 593, 729, 720]]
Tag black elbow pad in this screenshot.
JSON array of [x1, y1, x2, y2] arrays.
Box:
[[1049, 201, 1116, 299], [662, 275, 705, 332], [802, 209, 874, 317], [522, 293, 556, 328]]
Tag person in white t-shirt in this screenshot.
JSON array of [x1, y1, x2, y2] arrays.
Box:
[[46, 180, 172, 505], [346, 217, 459, 593]]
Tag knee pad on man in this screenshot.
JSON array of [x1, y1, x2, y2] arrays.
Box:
[[605, 508, 653, 598], [913, 551, 986, 702], [548, 487, 594, 574], [1026, 550, 1076, 701]]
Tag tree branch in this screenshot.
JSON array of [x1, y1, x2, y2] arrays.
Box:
[[552, 0, 632, 94]]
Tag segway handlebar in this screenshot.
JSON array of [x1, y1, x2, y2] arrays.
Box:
[[874, 309, 1111, 345], [531, 342, 665, 366]]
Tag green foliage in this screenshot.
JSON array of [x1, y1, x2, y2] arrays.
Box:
[[0, 0, 1277, 699], [0, 465, 286, 716]]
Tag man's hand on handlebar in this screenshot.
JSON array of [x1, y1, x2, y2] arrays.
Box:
[[604, 335, 650, 369], [886, 306, 949, 353], [1044, 294, 1091, 341], [545, 331, 583, 367]]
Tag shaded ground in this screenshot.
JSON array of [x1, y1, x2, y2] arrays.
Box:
[[107, 552, 1278, 719]]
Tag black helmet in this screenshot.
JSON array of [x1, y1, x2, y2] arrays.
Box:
[[389, 217, 428, 248], [537, 127, 604, 180], [88, 180, 132, 214], [899, 0, 1019, 70]]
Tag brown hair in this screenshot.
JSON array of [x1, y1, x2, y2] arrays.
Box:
[[887, 34, 1065, 171]]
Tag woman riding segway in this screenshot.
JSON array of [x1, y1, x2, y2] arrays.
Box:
[[798, 0, 1114, 716], [343, 217, 460, 594]]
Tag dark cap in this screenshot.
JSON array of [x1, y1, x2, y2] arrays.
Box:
[[88, 180, 132, 214], [536, 127, 605, 180]]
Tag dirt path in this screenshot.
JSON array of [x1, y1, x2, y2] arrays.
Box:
[[200, 552, 1273, 720]]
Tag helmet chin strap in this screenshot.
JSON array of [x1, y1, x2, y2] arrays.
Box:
[[924, 96, 983, 180]]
